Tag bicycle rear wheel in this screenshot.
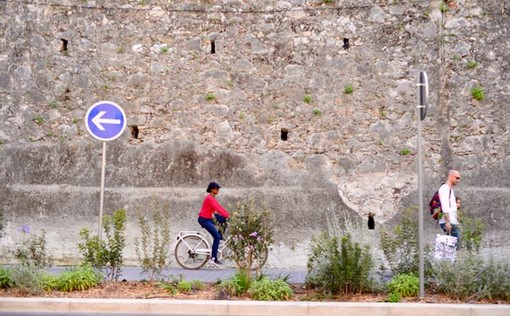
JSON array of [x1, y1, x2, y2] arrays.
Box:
[[174, 235, 210, 270]]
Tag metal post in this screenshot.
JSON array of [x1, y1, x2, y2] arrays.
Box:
[[98, 141, 106, 240], [417, 71, 428, 298]]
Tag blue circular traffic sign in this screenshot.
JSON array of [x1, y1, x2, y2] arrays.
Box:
[[85, 101, 127, 141]]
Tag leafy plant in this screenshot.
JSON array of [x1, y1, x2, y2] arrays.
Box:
[[433, 253, 510, 301], [8, 266, 45, 295], [57, 265, 101, 292], [400, 148, 412, 156], [177, 280, 193, 293], [216, 270, 252, 297], [388, 273, 419, 298], [14, 226, 52, 268], [40, 273, 59, 291], [134, 205, 172, 281], [228, 200, 273, 281], [49, 101, 58, 109], [160, 46, 169, 53], [303, 95, 312, 104], [470, 86, 484, 101], [78, 209, 127, 281], [386, 292, 401, 302], [306, 233, 374, 295], [460, 214, 484, 252], [205, 93, 216, 101], [248, 276, 293, 301], [344, 85, 354, 94], [466, 60, 478, 69], [379, 207, 433, 276], [33, 115, 44, 124], [312, 108, 322, 116], [0, 209, 5, 238], [439, 0, 448, 13], [0, 267, 12, 288]]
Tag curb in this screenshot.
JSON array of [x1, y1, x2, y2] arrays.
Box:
[[1, 298, 509, 316]]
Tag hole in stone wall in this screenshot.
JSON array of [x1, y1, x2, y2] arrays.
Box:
[[60, 39, 68, 52], [130, 125, 139, 139], [342, 38, 350, 50], [280, 128, 288, 141], [210, 40, 216, 54]]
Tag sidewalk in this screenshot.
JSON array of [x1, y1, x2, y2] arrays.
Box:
[[47, 266, 308, 283]]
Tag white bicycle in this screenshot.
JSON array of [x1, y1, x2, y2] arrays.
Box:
[[173, 224, 268, 270]]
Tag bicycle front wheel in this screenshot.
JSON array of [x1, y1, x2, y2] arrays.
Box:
[[174, 235, 210, 270]]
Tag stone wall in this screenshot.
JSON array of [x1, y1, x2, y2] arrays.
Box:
[[0, 0, 508, 267]]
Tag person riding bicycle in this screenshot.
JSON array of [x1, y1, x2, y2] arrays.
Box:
[[198, 182, 230, 265]]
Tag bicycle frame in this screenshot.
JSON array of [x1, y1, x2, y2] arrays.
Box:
[[175, 230, 231, 259]]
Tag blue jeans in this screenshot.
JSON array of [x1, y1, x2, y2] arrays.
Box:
[[198, 217, 221, 260], [440, 223, 461, 249]]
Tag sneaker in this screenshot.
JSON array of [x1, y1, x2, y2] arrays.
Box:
[[209, 258, 223, 266]]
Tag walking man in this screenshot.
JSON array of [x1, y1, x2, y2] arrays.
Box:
[[438, 170, 461, 248]]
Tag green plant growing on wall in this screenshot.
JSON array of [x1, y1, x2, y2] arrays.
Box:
[[78, 209, 127, 281], [205, 93, 216, 101], [321, 0, 334, 3], [72, 117, 79, 124], [134, 204, 172, 281], [466, 60, 478, 69], [460, 214, 485, 252], [470, 86, 484, 101], [0, 209, 4, 238], [344, 85, 354, 94], [312, 108, 322, 116], [400, 148, 412, 156], [160, 46, 169, 53], [439, 0, 448, 13], [101, 84, 110, 91], [239, 112, 247, 120], [48, 101, 58, 109], [33, 115, 44, 124], [303, 95, 312, 104]]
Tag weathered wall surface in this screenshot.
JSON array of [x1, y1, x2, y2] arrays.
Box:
[[0, 0, 508, 267]]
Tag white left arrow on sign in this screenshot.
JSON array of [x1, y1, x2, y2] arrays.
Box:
[[91, 111, 122, 131]]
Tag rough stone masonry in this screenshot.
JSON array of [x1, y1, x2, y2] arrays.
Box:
[[0, 0, 509, 267]]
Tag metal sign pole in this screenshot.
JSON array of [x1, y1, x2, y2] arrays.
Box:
[[99, 141, 106, 241], [417, 71, 428, 299]]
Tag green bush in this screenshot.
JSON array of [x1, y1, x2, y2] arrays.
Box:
[[386, 292, 401, 302], [379, 207, 432, 276], [57, 265, 101, 292], [306, 233, 374, 295], [388, 273, 419, 298], [8, 266, 45, 295], [433, 254, 510, 301], [78, 209, 127, 281], [0, 267, 12, 288], [40, 273, 59, 291], [14, 227, 52, 268], [216, 270, 252, 297], [344, 85, 354, 94], [228, 200, 273, 277], [460, 214, 485, 251], [248, 276, 293, 301], [134, 205, 172, 281]]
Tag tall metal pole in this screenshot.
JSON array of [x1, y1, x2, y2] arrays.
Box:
[[417, 71, 428, 298], [98, 141, 106, 240]]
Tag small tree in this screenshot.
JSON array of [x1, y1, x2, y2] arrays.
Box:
[[134, 205, 171, 281], [228, 200, 273, 284], [78, 209, 127, 281]]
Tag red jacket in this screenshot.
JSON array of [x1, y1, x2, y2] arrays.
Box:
[[198, 195, 230, 219]]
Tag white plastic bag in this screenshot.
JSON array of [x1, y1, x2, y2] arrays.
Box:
[[434, 234, 457, 262]]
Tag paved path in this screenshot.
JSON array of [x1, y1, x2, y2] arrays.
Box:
[[48, 266, 308, 284]]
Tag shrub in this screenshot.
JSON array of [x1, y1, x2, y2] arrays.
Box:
[[312, 108, 322, 116], [433, 254, 510, 301], [460, 214, 484, 251], [303, 95, 312, 104], [40, 273, 59, 291], [248, 276, 293, 301], [379, 207, 432, 276], [387, 273, 419, 298], [14, 226, 52, 268], [228, 200, 273, 279], [306, 233, 374, 295], [0, 267, 12, 288], [134, 205, 172, 281], [57, 265, 101, 292], [8, 266, 45, 295], [78, 209, 127, 281], [216, 270, 252, 297]]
